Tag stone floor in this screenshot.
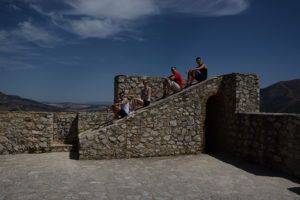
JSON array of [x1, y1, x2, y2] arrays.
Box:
[[0, 153, 299, 200]]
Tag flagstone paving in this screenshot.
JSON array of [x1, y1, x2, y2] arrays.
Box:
[[0, 153, 299, 200]]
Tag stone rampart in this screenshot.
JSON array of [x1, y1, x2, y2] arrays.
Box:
[[0, 110, 112, 155], [79, 73, 300, 178], [0, 112, 54, 154], [233, 113, 300, 177], [78, 111, 114, 132], [79, 73, 259, 159]]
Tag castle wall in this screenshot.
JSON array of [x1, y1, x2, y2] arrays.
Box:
[[114, 75, 164, 103], [78, 111, 114, 133], [79, 73, 300, 178], [79, 73, 257, 159], [232, 113, 300, 177], [0, 110, 112, 155], [53, 112, 77, 143], [0, 112, 54, 154]]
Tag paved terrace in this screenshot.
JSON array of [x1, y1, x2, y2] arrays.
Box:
[[0, 153, 299, 200]]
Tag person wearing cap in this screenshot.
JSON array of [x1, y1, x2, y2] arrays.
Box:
[[187, 57, 208, 87], [163, 67, 184, 97], [132, 80, 152, 109]]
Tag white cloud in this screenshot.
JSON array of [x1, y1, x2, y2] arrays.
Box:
[[13, 21, 61, 47], [65, 0, 159, 20], [27, 0, 249, 40], [67, 18, 123, 38], [157, 0, 249, 16], [5, 0, 249, 43]]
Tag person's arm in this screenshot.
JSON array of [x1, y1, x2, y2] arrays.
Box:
[[198, 64, 206, 71], [169, 75, 175, 80], [190, 64, 205, 72], [121, 98, 129, 104]]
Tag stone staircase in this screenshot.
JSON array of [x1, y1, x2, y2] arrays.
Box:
[[50, 142, 72, 152]]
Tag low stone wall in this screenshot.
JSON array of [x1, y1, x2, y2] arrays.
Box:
[[0, 112, 53, 154], [0, 110, 113, 155], [232, 113, 300, 177], [114, 75, 165, 102]]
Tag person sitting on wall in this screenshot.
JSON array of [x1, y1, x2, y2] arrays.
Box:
[[163, 67, 185, 97], [111, 95, 130, 119], [132, 80, 152, 109], [186, 57, 208, 87]]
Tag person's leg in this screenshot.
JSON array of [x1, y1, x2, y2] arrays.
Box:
[[143, 100, 150, 107], [169, 81, 181, 93], [195, 71, 207, 83], [118, 109, 128, 118], [187, 70, 196, 86], [132, 98, 143, 110], [163, 78, 170, 97]]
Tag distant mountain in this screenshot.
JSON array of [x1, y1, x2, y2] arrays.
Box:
[[0, 92, 63, 112], [44, 102, 111, 112], [260, 79, 300, 114]]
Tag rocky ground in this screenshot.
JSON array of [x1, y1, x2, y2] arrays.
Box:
[[0, 153, 299, 200]]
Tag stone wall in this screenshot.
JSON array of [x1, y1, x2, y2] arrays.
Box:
[[0, 110, 113, 155], [79, 73, 259, 159], [78, 111, 114, 133], [114, 75, 165, 103], [53, 112, 77, 143], [0, 112, 53, 154], [232, 113, 300, 177]]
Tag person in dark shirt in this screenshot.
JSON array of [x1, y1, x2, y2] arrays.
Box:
[[186, 57, 208, 87], [163, 67, 184, 97]]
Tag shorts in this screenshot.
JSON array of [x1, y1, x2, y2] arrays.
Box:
[[167, 79, 181, 92], [195, 71, 207, 82], [117, 109, 128, 118], [143, 100, 150, 107]]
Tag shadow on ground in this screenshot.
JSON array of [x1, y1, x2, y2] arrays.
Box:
[[209, 153, 300, 184], [65, 114, 79, 160], [288, 187, 300, 195]]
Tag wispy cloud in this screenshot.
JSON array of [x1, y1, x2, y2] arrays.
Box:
[[157, 0, 249, 16], [0, 21, 61, 51], [0, 59, 36, 72], [14, 21, 61, 47], [27, 0, 249, 40]]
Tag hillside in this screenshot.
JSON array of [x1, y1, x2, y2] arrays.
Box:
[[0, 92, 63, 112], [260, 79, 300, 114], [44, 102, 110, 112], [0, 91, 110, 112]]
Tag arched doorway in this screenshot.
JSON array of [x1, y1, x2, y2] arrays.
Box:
[[204, 95, 224, 154]]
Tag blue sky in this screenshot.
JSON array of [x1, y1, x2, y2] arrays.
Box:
[[0, 0, 299, 103]]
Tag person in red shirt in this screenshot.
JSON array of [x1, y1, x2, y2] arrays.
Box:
[[163, 67, 185, 97]]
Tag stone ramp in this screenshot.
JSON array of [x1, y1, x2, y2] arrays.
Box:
[[78, 73, 246, 159]]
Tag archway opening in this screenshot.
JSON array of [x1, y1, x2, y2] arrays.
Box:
[[204, 95, 224, 154]]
